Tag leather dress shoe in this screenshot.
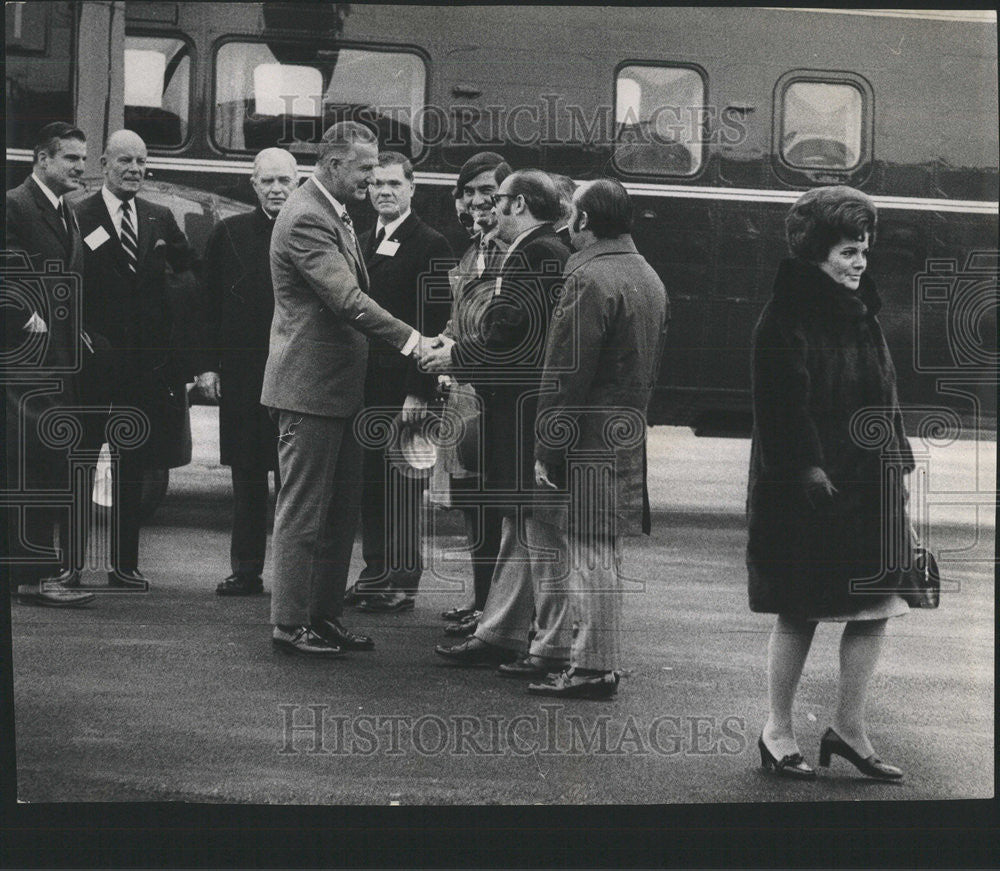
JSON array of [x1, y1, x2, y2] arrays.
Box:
[[358, 591, 415, 613], [442, 605, 477, 622], [108, 569, 148, 590], [434, 637, 515, 668], [527, 668, 620, 700], [216, 574, 265, 596], [443, 610, 481, 636], [312, 617, 375, 651], [17, 580, 95, 608], [272, 626, 345, 657], [46, 568, 82, 588], [497, 654, 568, 678], [344, 582, 383, 606]]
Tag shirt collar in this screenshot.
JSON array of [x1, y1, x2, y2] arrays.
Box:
[[376, 208, 410, 240], [506, 222, 546, 255], [31, 173, 63, 210], [311, 175, 348, 220], [102, 185, 135, 216]]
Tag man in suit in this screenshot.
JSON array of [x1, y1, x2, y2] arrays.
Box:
[[425, 170, 572, 673], [5, 122, 96, 607], [352, 151, 454, 612], [262, 121, 435, 657], [70, 129, 194, 590], [195, 148, 298, 597], [529, 179, 668, 699]]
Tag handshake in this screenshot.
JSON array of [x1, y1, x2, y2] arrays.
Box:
[[411, 334, 456, 373]]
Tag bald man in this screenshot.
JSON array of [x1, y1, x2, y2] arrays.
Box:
[[72, 129, 194, 589], [195, 148, 298, 596]]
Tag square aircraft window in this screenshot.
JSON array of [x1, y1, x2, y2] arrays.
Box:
[[781, 81, 863, 170], [614, 64, 706, 176], [124, 35, 191, 147]]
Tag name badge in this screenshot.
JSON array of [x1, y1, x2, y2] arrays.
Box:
[[376, 239, 400, 257], [84, 225, 111, 251]]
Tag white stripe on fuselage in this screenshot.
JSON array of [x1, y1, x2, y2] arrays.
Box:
[[7, 149, 997, 215]]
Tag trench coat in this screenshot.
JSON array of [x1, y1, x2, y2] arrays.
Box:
[[746, 258, 914, 617], [533, 235, 669, 536]]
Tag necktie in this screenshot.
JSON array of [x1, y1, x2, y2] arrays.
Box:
[[340, 210, 356, 241], [476, 237, 489, 277], [58, 199, 72, 237], [370, 224, 386, 256], [120, 200, 138, 273]]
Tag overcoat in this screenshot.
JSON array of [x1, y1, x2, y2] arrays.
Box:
[[533, 236, 669, 536], [451, 224, 570, 511], [746, 258, 914, 616], [73, 190, 194, 468], [199, 206, 279, 470]]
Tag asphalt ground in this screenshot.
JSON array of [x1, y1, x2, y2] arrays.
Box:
[[9, 407, 995, 805]]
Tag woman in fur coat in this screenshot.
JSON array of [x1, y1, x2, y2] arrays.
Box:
[[747, 185, 912, 782]]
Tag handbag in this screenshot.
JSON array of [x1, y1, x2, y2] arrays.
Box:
[[900, 524, 940, 609]]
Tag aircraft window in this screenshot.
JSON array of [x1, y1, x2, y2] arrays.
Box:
[[614, 64, 705, 176], [124, 35, 191, 147], [213, 41, 426, 157], [780, 82, 862, 170]]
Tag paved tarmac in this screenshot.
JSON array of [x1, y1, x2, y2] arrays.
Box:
[[10, 408, 995, 804]]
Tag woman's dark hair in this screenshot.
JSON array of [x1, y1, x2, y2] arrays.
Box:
[[785, 185, 877, 262], [575, 178, 633, 238]]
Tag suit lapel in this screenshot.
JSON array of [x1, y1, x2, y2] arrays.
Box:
[[28, 178, 71, 251], [134, 198, 153, 267], [306, 180, 369, 291]]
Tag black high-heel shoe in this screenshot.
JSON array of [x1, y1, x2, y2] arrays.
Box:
[[818, 727, 903, 781], [758, 735, 816, 780]]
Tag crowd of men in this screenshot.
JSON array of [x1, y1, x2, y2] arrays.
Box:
[[4, 120, 668, 701]]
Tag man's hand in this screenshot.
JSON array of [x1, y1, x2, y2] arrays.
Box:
[[401, 394, 428, 424], [535, 459, 557, 489], [800, 465, 837, 508], [420, 335, 456, 373], [195, 371, 221, 402]]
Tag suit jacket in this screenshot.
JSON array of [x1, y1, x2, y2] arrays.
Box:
[[199, 207, 279, 469], [450, 224, 570, 501], [4, 176, 87, 488], [359, 211, 453, 405], [534, 235, 669, 536], [73, 190, 194, 467], [261, 178, 415, 418]]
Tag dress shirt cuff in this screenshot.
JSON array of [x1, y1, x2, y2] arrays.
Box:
[[400, 329, 420, 357]]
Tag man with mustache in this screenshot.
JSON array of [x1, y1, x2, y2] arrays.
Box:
[[351, 151, 453, 612], [70, 129, 195, 591], [196, 148, 298, 597]]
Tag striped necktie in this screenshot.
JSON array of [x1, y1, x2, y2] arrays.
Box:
[[119, 199, 138, 273]]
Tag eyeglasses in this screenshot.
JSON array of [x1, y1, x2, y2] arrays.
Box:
[[490, 192, 520, 206]]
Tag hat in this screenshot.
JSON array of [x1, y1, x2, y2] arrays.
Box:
[[391, 416, 438, 474], [452, 151, 511, 198]]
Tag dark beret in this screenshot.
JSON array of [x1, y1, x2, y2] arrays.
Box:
[[452, 151, 510, 198]]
